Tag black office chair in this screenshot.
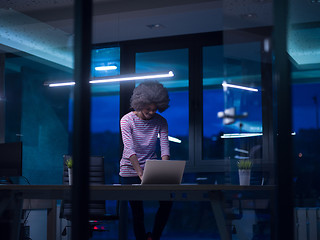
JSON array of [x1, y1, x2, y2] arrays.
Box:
[[59, 155, 119, 238]]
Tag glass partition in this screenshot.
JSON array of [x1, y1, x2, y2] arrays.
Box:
[[0, 0, 296, 239], [288, 0, 320, 208], [1, 4, 74, 185], [204, 41, 264, 185], [215, 0, 274, 239], [203, 44, 263, 164]]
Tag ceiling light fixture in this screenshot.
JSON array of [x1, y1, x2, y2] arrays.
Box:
[[46, 71, 174, 87], [95, 66, 118, 71], [222, 81, 259, 92]]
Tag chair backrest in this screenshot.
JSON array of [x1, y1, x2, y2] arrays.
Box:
[[62, 155, 105, 185], [61, 155, 107, 220]]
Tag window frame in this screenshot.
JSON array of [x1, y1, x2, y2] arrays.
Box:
[[93, 27, 273, 173]]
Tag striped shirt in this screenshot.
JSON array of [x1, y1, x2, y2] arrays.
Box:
[[119, 111, 170, 177]]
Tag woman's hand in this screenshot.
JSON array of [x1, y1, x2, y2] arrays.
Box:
[[129, 154, 144, 180], [162, 155, 170, 160]]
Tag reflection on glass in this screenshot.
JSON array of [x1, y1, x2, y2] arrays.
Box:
[[91, 47, 121, 95], [288, 0, 320, 207], [91, 47, 120, 78], [136, 49, 189, 160], [203, 44, 262, 163]]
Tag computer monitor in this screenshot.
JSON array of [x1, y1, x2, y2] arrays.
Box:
[[0, 142, 22, 183]]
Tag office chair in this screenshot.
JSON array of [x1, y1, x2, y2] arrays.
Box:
[[59, 155, 119, 238]]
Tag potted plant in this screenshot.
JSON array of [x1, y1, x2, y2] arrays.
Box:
[[237, 159, 252, 186], [65, 158, 73, 185]]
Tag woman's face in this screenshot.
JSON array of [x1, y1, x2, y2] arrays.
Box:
[[140, 103, 157, 120]]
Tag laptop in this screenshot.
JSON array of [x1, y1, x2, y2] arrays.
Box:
[[141, 160, 186, 184]]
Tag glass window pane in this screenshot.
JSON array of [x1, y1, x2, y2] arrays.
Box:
[[136, 49, 189, 160], [91, 47, 120, 184], [68, 47, 121, 183], [203, 45, 225, 160]]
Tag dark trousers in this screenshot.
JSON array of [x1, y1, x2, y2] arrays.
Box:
[[121, 176, 173, 240]]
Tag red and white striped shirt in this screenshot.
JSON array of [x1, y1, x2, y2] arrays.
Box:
[[119, 111, 170, 177]]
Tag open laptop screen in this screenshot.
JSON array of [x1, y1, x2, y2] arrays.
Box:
[[141, 160, 186, 184]]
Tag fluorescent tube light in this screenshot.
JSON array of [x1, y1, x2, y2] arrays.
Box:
[[168, 136, 182, 144], [222, 81, 258, 92], [46, 71, 174, 87], [234, 148, 249, 154], [90, 71, 174, 84], [95, 66, 118, 71], [48, 82, 75, 87], [221, 133, 263, 139], [221, 132, 296, 138], [157, 134, 181, 143], [235, 155, 250, 160]]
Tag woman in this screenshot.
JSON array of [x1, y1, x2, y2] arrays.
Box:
[[119, 81, 172, 240]]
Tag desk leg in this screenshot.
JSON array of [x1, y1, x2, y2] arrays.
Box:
[[12, 194, 23, 240], [0, 192, 13, 216], [47, 200, 57, 240], [119, 201, 128, 240], [0, 191, 23, 240], [209, 191, 231, 240]]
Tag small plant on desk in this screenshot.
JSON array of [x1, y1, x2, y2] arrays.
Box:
[[237, 159, 252, 170], [65, 158, 73, 169], [65, 158, 73, 185], [237, 159, 252, 186]]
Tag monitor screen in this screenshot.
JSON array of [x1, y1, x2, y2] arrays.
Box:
[[0, 142, 22, 177]]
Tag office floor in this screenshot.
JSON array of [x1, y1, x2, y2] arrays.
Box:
[[89, 208, 271, 240], [55, 201, 270, 240], [91, 234, 220, 240]]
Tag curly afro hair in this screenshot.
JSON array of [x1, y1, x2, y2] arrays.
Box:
[[130, 81, 170, 113]]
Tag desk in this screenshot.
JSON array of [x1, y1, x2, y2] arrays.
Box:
[[0, 184, 275, 240]]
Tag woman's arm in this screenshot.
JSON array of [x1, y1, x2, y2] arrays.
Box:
[[129, 154, 143, 180], [121, 115, 143, 178], [159, 118, 170, 160], [120, 116, 136, 159]]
